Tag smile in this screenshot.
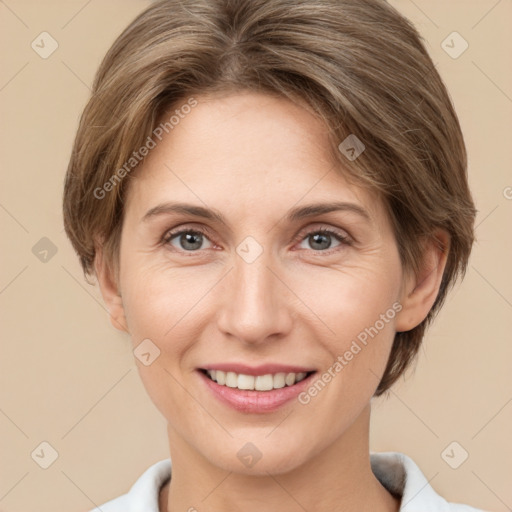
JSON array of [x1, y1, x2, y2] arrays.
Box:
[[198, 365, 317, 413], [202, 369, 312, 391]]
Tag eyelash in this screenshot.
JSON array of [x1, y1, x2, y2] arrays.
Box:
[[161, 226, 352, 256]]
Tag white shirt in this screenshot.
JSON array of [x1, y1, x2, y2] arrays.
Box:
[[90, 452, 485, 511]]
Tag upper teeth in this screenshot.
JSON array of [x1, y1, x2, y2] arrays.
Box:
[[206, 370, 308, 391]]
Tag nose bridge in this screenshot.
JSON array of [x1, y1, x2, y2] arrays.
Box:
[[216, 247, 293, 344]]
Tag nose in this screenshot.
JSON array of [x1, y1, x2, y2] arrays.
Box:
[[216, 253, 294, 346]]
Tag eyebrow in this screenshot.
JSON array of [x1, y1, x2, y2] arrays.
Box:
[[141, 201, 372, 225]]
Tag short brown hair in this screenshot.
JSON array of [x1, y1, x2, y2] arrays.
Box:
[[63, 0, 476, 396]]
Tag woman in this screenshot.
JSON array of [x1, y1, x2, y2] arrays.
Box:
[[63, 0, 483, 510]]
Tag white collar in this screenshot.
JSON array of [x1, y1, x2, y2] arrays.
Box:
[[93, 451, 483, 511]]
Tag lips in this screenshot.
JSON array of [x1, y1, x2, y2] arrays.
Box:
[[200, 363, 315, 390], [197, 363, 317, 413]]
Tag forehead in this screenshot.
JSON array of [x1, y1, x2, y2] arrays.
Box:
[[124, 91, 384, 227]]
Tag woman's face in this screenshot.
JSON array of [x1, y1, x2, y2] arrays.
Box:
[[112, 91, 410, 474]]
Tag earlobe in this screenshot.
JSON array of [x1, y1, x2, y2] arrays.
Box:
[[94, 246, 129, 333], [395, 229, 450, 333]]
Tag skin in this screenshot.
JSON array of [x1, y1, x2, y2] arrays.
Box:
[[95, 91, 449, 512]]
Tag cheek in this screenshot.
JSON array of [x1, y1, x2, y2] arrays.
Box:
[[121, 259, 214, 342], [288, 259, 402, 397], [119, 262, 217, 412], [291, 258, 402, 339], [121, 271, 199, 418]]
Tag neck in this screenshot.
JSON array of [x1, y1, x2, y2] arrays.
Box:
[[161, 404, 400, 512]]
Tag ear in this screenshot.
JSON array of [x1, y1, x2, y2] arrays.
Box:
[[94, 245, 129, 333], [395, 229, 450, 333]]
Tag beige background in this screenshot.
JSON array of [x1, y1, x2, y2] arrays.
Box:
[[0, 1, 511, 511]]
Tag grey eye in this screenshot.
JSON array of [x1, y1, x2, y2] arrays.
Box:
[[299, 231, 342, 251], [167, 230, 213, 251]]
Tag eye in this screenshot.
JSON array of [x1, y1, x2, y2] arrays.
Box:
[[163, 228, 214, 252], [161, 225, 351, 255], [296, 228, 351, 253]]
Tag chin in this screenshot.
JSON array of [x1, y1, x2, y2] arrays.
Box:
[[201, 434, 315, 476]]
